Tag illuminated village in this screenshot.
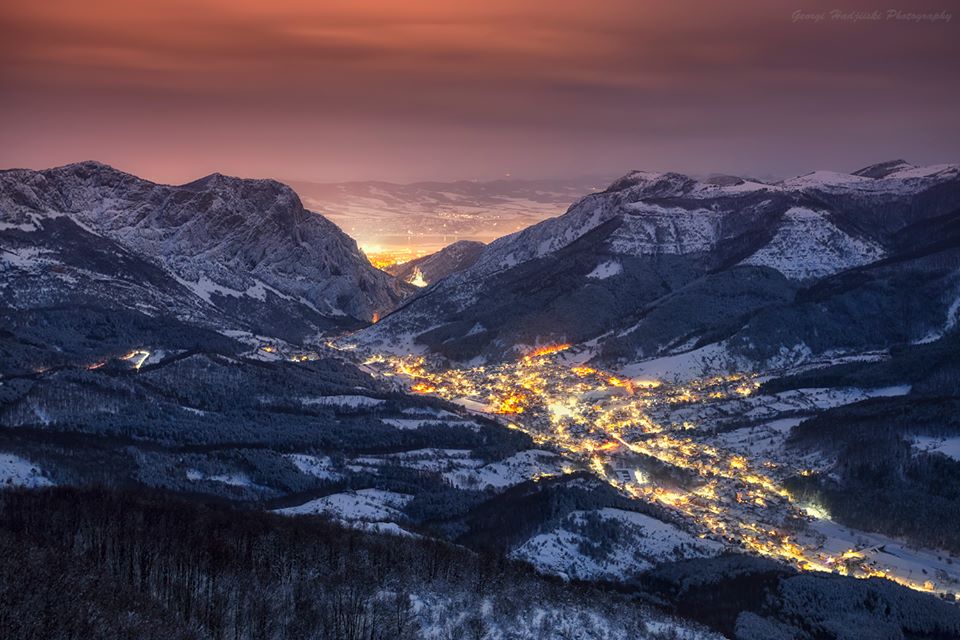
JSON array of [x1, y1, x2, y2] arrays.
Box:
[[350, 344, 955, 596]]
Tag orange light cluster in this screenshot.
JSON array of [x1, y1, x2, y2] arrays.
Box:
[[363, 248, 431, 271], [524, 343, 571, 359], [494, 392, 526, 414], [364, 252, 413, 270], [607, 376, 635, 394], [411, 382, 436, 393]]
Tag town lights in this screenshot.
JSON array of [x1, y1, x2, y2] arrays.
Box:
[[361, 347, 943, 595]]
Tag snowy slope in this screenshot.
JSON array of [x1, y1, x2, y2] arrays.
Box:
[[511, 508, 722, 581], [741, 207, 886, 279], [276, 488, 413, 521], [610, 204, 725, 256], [586, 260, 622, 279], [912, 436, 960, 462], [0, 453, 54, 488], [442, 449, 567, 490], [465, 171, 696, 278]]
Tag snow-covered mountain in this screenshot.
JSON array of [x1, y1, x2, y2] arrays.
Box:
[[1, 161, 408, 341], [355, 161, 960, 366], [447, 161, 957, 283]]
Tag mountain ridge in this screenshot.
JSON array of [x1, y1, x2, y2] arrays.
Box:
[[385, 239, 485, 286], [354, 160, 960, 368], [1, 161, 410, 338]]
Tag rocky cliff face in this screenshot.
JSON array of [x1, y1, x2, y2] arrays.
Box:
[[1, 162, 409, 338]]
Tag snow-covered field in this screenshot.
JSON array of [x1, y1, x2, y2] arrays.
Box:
[[381, 417, 480, 430], [285, 454, 343, 481], [354, 448, 482, 474], [276, 488, 413, 521], [586, 260, 622, 279], [810, 519, 960, 591], [707, 418, 807, 459], [512, 508, 723, 581], [739, 385, 910, 419], [618, 343, 737, 382], [662, 385, 911, 432], [185, 469, 266, 490], [442, 449, 567, 490], [912, 436, 960, 462], [274, 488, 421, 537], [0, 453, 53, 488], [301, 395, 386, 408]]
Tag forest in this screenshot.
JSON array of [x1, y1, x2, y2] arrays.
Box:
[[0, 487, 705, 640]]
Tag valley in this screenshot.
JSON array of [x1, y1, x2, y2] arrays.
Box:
[[4, 159, 960, 638], [5, 0, 960, 633], [17, 324, 956, 598], [349, 344, 960, 596]]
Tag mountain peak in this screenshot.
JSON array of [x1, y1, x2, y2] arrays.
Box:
[[0, 163, 408, 325], [61, 159, 114, 171], [703, 174, 747, 187], [181, 171, 288, 193], [445, 239, 485, 251], [50, 160, 135, 180], [386, 239, 486, 285], [604, 170, 695, 194], [852, 159, 913, 179]]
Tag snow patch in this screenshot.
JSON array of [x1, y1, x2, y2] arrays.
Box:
[[185, 470, 255, 487], [286, 454, 342, 481], [381, 417, 478, 430], [1, 247, 51, 270], [912, 436, 960, 462], [466, 322, 486, 336], [0, 453, 54, 488], [586, 260, 622, 280], [275, 488, 413, 521], [884, 163, 959, 180], [443, 449, 566, 490], [619, 342, 736, 382], [612, 205, 723, 256], [173, 273, 246, 304], [354, 449, 482, 474], [301, 395, 385, 408], [512, 508, 722, 581]]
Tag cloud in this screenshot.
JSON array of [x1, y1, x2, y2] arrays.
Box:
[[1, 0, 957, 182]]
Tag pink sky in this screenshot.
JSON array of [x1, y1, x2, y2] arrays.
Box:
[[1, 0, 958, 184]]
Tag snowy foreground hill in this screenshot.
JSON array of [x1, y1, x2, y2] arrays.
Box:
[[2, 160, 960, 639]]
